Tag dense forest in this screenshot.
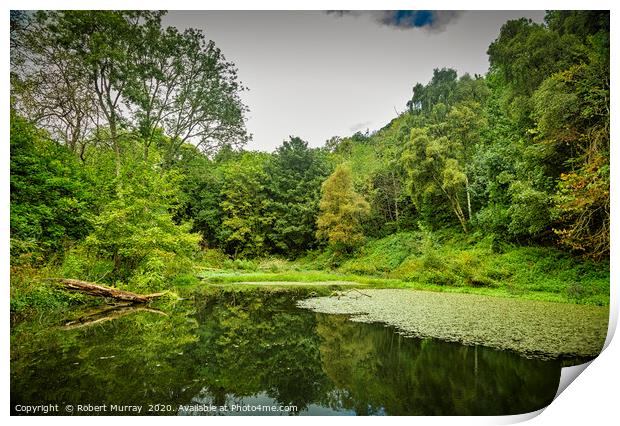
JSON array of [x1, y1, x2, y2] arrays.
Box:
[[10, 11, 610, 313]]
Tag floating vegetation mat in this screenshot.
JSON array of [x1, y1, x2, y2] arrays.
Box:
[[298, 289, 608, 359]]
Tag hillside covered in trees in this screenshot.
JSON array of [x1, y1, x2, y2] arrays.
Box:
[[10, 10, 609, 313]]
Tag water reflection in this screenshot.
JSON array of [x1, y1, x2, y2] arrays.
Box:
[[11, 289, 562, 415]]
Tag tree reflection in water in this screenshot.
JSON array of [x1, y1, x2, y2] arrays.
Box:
[[11, 289, 561, 415]]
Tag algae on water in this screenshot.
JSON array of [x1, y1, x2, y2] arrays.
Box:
[[298, 289, 608, 359]]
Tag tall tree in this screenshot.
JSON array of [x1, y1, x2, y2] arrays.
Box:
[[218, 152, 273, 257], [266, 137, 331, 255], [53, 11, 160, 174], [400, 73, 489, 232], [316, 164, 370, 251], [484, 11, 609, 256], [126, 26, 249, 160], [402, 128, 470, 232], [11, 10, 249, 169], [10, 12, 100, 160]]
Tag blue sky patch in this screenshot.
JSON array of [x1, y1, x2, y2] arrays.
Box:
[[391, 11, 435, 28]]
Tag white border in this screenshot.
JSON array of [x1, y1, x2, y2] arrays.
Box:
[[2, 1, 617, 425]]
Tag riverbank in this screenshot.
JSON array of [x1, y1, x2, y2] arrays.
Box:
[[10, 231, 610, 319], [298, 289, 609, 360], [195, 231, 610, 306]]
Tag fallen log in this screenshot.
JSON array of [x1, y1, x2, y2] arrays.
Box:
[[47, 278, 166, 303]]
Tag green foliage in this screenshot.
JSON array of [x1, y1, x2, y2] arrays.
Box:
[[10, 10, 610, 315], [198, 248, 232, 269], [402, 128, 470, 232], [327, 125, 416, 237], [408, 68, 458, 112], [173, 144, 228, 249], [265, 137, 331, 255], [257, 257, 297, 273], [335, 230, 608, 305], [487, 17, 585, 108], [316, 164, 371, 252], [10, 112, 93, 262], [533, 50, 610, 258], [175, 139, 331, 259], [217, 151, 273, 257], [12, 11, 248, 160], [400, 72, 490, 233], [10, 272, 84, 315], [59, 246, 114, 282], [340, 232, 421, 275], [9, 259, 96, 317], [78, 142, 201, 289], [11, 9, 250, 307], [482, 11, 609, 258]]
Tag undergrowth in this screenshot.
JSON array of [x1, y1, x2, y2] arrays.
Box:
[[196, 229, 609, 306], [11, 229, 610, 318]]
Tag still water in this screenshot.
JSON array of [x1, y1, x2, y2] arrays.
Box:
[[11, 288, 565, 416]]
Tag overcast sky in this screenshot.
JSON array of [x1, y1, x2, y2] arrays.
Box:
[[164, 11, 545, 152]]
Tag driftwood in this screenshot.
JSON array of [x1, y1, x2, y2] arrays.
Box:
[[48, 278, 166, 303], [334, 288, 372, 300], [61, 304, 167, 330]]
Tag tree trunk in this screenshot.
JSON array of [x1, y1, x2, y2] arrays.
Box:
[[449, 196, 468, 233], [393, 170, 400, 231], [437, 175, 468, 233], [144, 140, 149, 161], [110, 117, 121, 177], [465, 175, 472, 221], [395, 198, 400, 230], [48, 278, 166, 303]]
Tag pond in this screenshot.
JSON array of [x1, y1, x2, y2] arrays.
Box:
[[11, 288, 577, 416]]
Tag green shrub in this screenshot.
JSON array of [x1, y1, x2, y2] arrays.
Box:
[[199, 248, 230, 269], [226, 258, 258, 271], [10, 264, 89, 316], [171, 273, 199, 287], [335, 228, 608, 304], [60, 246, 115, 282], [258, 257, 293, 273], [340, 232, 421, 275]]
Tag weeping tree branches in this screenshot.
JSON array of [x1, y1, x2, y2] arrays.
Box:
[[402, 129, 472, 233]]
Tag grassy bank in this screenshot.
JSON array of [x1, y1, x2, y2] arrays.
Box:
[[196, 230, 609, 306], [10, 230, 610, 318], [10, 263, 97, 322]]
